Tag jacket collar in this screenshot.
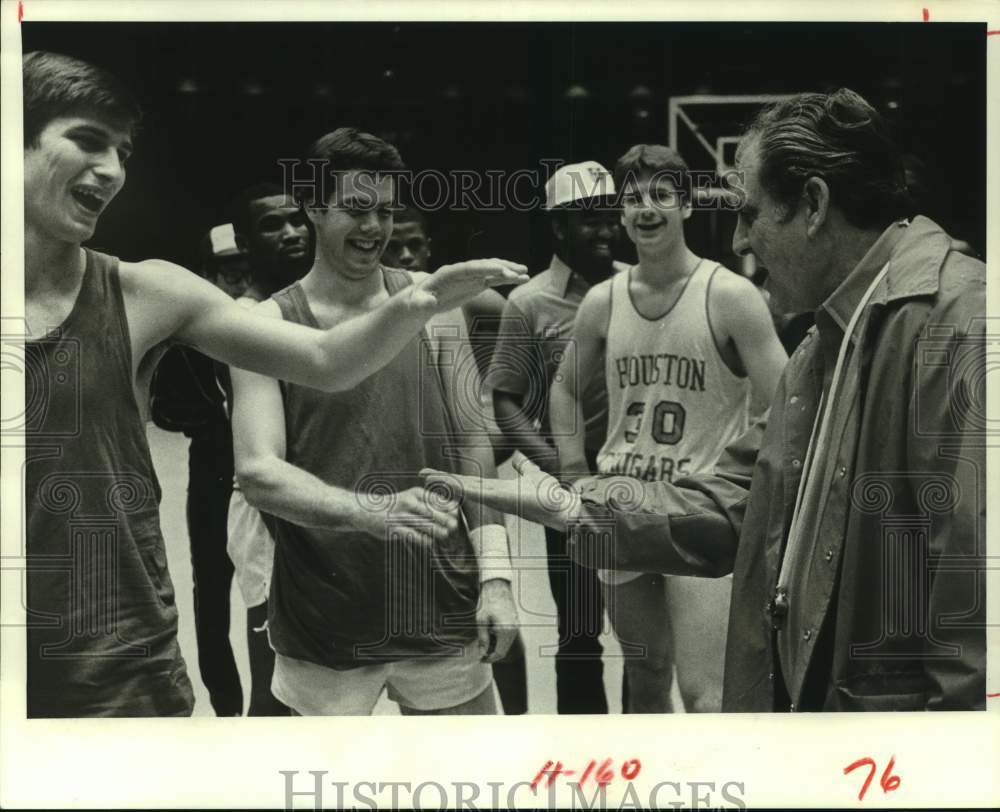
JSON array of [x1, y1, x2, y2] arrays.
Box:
[[819, 216, 948, 334], [547, 254, 576, 297]]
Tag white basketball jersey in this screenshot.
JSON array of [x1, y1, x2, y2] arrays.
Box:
[[597, 261, 750, 483]]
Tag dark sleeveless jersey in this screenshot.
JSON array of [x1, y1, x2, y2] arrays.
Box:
[[25, 249, 194, 717], [265, 269, 480, 670]]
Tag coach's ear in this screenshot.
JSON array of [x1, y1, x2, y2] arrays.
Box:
[[550, 215, 565, 243], [802, 176, 831, 238]]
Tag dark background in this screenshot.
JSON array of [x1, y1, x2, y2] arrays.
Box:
[[23, 22, 987, 275]]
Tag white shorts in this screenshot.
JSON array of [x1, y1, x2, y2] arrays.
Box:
[[598, 568, 645, 585], [272, 645, 493, 715]]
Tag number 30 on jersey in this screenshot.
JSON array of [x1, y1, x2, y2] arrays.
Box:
[[623, 400, 686, 445]]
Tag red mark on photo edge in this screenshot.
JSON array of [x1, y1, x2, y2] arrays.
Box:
[[987, 692, 1000, 698], [924, 8, 1000, 35], [18, 0, 24, 22]]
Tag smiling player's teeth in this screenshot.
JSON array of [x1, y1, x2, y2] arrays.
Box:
[[71, 188, 104, 213]]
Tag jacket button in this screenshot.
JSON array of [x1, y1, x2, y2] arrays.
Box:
[[789, 703, 796, 712], [838, 466, 847, 477], [792, 459, 802, 468], [768, 672, 774, 681], [803, 629, 812, 641], [789, 395, 799, 405], [825, 550, 834, 562]]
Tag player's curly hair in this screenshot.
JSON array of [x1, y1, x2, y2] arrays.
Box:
[[23, 51, 141, 148], [741, 88, 910, 230]]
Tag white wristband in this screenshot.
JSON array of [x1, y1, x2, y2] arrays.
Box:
[[469, 524, 513, 584]]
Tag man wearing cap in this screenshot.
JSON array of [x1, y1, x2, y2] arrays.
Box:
[[204, 223, 253, 298], [489, 161, 627, 713]]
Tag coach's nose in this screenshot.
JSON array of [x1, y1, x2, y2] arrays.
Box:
[[732, 215, 751, 257]]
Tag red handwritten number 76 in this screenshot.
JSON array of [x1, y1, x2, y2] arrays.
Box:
[[843, 755, 901, 801]]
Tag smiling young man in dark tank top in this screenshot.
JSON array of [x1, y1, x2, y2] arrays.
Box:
[[20, 51, 527, 718], [231, 128, 519, 716]]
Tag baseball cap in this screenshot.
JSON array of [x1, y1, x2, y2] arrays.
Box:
[[544, 161, 616, 210], [208, 223, 241, 257]]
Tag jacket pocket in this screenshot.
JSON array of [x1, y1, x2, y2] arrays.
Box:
[[834, 672, 931, 711]]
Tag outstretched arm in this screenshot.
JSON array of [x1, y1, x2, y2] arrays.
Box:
[[568, 418, 761, 577], [422, 412, 762, 579], [127, 258, 527, 392]]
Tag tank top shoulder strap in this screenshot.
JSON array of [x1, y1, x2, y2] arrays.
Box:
[[669, 258, 716, 331], [680, 257, 713, 300], [382, 266, 413, 295], [608, 265, 632, 326], [271, 281, 317, 328], [699, 261, 732, 332], [78, 248, 134, 372], [72, 248, 116, 322]]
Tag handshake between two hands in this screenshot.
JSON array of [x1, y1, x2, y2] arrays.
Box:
[[355, 455, 576, 663], [418, 452, 584, 533], [356, 453, 581, 548]]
